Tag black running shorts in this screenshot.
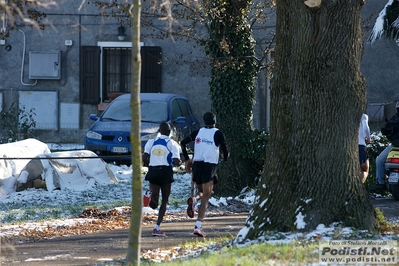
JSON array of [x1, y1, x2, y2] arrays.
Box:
[[192, 161, 217, 185], [145, 166, 174, 186]]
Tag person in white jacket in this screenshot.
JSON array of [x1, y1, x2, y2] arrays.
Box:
[[359, 113, 371, 183]]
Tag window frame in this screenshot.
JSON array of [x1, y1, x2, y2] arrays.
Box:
[[97, 42, 143, 103], [80, 43, 162, 106]]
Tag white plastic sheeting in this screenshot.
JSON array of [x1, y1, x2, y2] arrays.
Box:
[[0, 139, 50, 195], [0, 139, 118, 194], [16, 150, 118, 192]]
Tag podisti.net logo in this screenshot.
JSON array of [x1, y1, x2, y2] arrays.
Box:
[[319, 240, 397, 264]]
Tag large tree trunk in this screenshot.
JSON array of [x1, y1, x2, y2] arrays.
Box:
[[241, 0, 377, 239]]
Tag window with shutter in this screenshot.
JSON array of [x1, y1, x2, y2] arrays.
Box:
[[80, 44, 162, 104], [141, 46, 162, 93], [103, 47, 132, 101]]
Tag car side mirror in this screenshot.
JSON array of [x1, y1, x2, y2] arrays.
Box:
[[89, 114, 99, 121], [174, 117, 187, 124]]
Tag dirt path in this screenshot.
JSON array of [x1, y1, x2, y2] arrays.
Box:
[[3, 197, 399, 266], [2, 213, 248, 265]]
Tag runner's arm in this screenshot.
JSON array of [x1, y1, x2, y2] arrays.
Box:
[[214, 130, 229, 161], [142, 153, 150, 167], [180, 130, 199, 161], [170, 140, 182, 167], [142, 139, 153, 166]]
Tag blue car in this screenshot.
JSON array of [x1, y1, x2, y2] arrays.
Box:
[[84, 93, 200, 163]]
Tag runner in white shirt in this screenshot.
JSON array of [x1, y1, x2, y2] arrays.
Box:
[[180, 112, 229, 237], [142, 122, 181, 237]]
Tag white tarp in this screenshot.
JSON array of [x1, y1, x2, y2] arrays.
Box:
[[0, 138, 51, 195], [0, 139, 118, 194], [16, 150, 118, 192]]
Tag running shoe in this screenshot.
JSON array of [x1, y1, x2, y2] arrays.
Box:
[[186, 197, 196, 218], [193, 226, 206, 237], [152, 228, 166, 237]]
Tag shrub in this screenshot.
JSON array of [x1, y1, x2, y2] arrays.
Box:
[[241, 129, 269, 185], [0, 102, 36, 143]]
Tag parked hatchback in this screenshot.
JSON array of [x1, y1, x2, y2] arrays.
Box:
[[84, 93, 200, 163]]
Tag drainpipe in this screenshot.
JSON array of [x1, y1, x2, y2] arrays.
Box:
[[19, 29, 37, 86]]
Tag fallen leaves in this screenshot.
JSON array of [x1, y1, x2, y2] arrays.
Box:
[[1, 206, 186, 245], [141, 240, 234, 262]]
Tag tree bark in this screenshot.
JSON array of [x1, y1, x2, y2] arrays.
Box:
[[126, 0, 142, 265], [241, 0, 376, 240]]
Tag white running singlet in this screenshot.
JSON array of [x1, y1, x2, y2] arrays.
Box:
[[193, 128, 219, 164]]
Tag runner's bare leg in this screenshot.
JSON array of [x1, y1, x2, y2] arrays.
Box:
[[196, 180, 213, 221], [157, 183, 171, 225]]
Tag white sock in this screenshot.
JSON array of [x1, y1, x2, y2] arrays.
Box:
[[155, 225, 160, 230], [195, 221, 202, 228]]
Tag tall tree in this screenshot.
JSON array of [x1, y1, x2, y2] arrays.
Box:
[[203, 0, 261, 195], [86, 1, 144, 263], [239, 0, 377, 240], [125, 1, 142, 264]]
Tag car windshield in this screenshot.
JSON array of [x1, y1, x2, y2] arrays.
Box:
[[101, 99, 168, 123], [141, 101, 168, 122], [102, 99, 131, 121]]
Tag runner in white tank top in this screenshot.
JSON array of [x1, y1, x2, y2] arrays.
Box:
[[193, 127, 219, 164], [180, 112, 229, 237]]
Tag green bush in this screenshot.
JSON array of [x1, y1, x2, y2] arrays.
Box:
[[0, 102, 36, 143], [241, 129, 269, 185]]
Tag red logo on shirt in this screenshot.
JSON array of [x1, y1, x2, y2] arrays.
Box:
[[195, 137, 201, 144]]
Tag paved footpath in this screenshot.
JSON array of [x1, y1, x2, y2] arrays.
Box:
[[2, 213, 248, 266], [370, 196, 399, 218]]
